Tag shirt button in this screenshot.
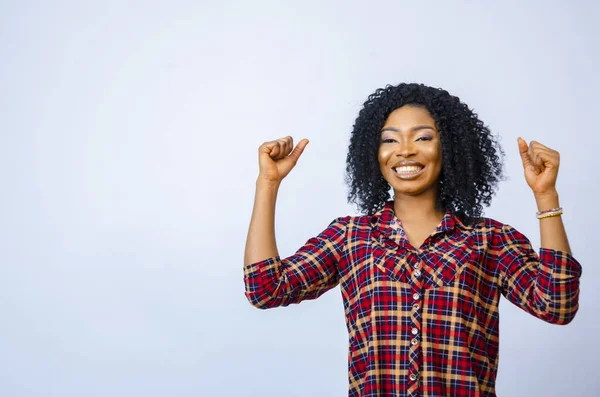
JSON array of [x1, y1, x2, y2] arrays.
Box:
[[414, 269, 422, 277], [411, 327, 419, 335], [411, 338, 419, 346], [413, 303, 420, 310], [414, 262, 421, 269], [409, 373, 417, 381], [413, 293, 420, 301]]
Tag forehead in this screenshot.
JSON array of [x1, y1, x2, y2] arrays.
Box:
[[382, 105, 436, 128]]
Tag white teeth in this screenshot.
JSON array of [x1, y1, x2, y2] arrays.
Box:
[[395, 166, 422, 174]]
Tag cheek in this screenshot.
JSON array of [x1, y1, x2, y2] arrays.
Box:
[[378, 147, 390, 165], [432, 148, 443, 174], [425, 144, 442, 164]]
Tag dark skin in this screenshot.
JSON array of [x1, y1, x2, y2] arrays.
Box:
[[378, 105, 444, 249], [376, 105, 571, 252], [244, 106, 571, 266]]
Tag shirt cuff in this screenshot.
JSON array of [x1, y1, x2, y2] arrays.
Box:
[[244, 255, 281, 280], [539, 248, 583, 278]]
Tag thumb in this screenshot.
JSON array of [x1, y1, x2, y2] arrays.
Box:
[[287, 138, 309, 162], [517, 137, 534, 171]]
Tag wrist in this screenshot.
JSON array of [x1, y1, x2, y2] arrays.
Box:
[[534, 190, 559, 211], [256, 177, 281, 190]]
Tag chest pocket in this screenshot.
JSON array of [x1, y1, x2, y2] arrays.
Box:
[[371, 230, 474, 289], [371, 238, 410, 283], [419, 231, 474, 288]]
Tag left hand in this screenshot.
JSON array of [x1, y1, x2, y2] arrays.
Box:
[[517, 137, 560, 196]]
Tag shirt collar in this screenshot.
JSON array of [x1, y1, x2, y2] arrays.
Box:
[[370, 200, 472, 238]]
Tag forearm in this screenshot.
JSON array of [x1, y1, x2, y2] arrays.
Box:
[[244, 178, 281, 266], [535, 190, 571, 254]]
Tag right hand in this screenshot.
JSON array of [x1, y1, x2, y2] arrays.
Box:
[[258, 136, 309, 184]]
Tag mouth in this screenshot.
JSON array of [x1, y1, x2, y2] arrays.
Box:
[[392, 165, 425, 180]]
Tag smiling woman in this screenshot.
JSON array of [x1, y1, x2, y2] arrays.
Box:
[[243, 82, 582, 397], [345, 83, 504, 222], [378, 106, 443, 199]]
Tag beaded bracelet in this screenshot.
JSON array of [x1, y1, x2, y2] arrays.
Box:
[[536, 207, 562, 215], [536, 207, 563, 219]]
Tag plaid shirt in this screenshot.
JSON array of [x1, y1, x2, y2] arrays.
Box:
[[244, 201, 582, 397]]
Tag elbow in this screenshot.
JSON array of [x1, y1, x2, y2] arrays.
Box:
[[534, 286, 580, 325], [244, 273, 279, 309], [553, 290, 581, 325], [544, 313, 577, 326], [244, 290, 274, 310], [244, 288, 290, 310], [552, 306, 580, 325], [244, 273, 296, 309], [540, 302, 580, 325]]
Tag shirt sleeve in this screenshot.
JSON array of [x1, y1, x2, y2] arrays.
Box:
[[495, 223, 582, 325], [243, 216, 350, 309]]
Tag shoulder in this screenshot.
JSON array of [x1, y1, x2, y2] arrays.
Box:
[[327, 214, 374, 236], [473, 216, 530, 246], [330, 213, 372, 225], [466, 215, 513, 231], [481, 217, 507, 230]]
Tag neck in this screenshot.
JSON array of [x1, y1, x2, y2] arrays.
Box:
[[393, 191, 445, 223]]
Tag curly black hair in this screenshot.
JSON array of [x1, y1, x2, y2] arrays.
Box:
[[344, 82, 504, 223]]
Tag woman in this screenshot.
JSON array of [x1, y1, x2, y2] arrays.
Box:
[[243, 83, 582, 397]]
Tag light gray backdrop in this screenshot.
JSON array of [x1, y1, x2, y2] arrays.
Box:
[[1, 1, 598, 396]]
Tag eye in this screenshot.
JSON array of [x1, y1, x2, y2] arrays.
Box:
[[416, 136, 432, 142], [382, 138, 396, 143]]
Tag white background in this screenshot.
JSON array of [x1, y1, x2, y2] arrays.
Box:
[[1, 1, 598, 396]]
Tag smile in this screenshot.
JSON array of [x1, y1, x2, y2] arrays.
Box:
[[392, 165, 424, 180]]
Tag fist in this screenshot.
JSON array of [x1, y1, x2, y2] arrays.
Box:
[[258, 136, 309, 183], [517, 137, 560, 196]]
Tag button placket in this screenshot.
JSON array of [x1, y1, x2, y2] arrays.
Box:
[[410, 253, 424, 289], [407, 253, 423, 396]]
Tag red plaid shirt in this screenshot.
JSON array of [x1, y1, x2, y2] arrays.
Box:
[[244, 201, 582, 396]]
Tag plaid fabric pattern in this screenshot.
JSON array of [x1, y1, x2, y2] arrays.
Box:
[[244, 201, 582, 396]]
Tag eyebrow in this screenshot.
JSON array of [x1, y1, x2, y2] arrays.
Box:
[[380, 125, 436, 134]]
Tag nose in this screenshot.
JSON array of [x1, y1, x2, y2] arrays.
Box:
[[395, 139, 417, 158]]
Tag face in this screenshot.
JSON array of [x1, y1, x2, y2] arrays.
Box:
[[378, 105, 443, 198]]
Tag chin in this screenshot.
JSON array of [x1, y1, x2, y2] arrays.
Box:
[[384, 172, 440, 197], [391, 181, 439, 197], [393, 188, 428, 197]]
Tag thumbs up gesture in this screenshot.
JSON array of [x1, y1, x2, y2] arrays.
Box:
[[258, 136, 309, 184], [517, 137, 560, 196]]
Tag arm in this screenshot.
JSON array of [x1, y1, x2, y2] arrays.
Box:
[[517, 137, 571, 254], [497, 138, 583, 324], [534, 191, 571, 254], [497, 222, 581, 325], [244, 135, 307, 267], [244, 214, 348, 309], [243, 136, 347, 309], [244, 178, 281, 267]]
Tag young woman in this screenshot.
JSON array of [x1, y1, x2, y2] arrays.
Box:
[[243, 83, 582, 397]]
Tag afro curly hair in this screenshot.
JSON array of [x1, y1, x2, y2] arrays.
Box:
[[344, 82, 504, 223]]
